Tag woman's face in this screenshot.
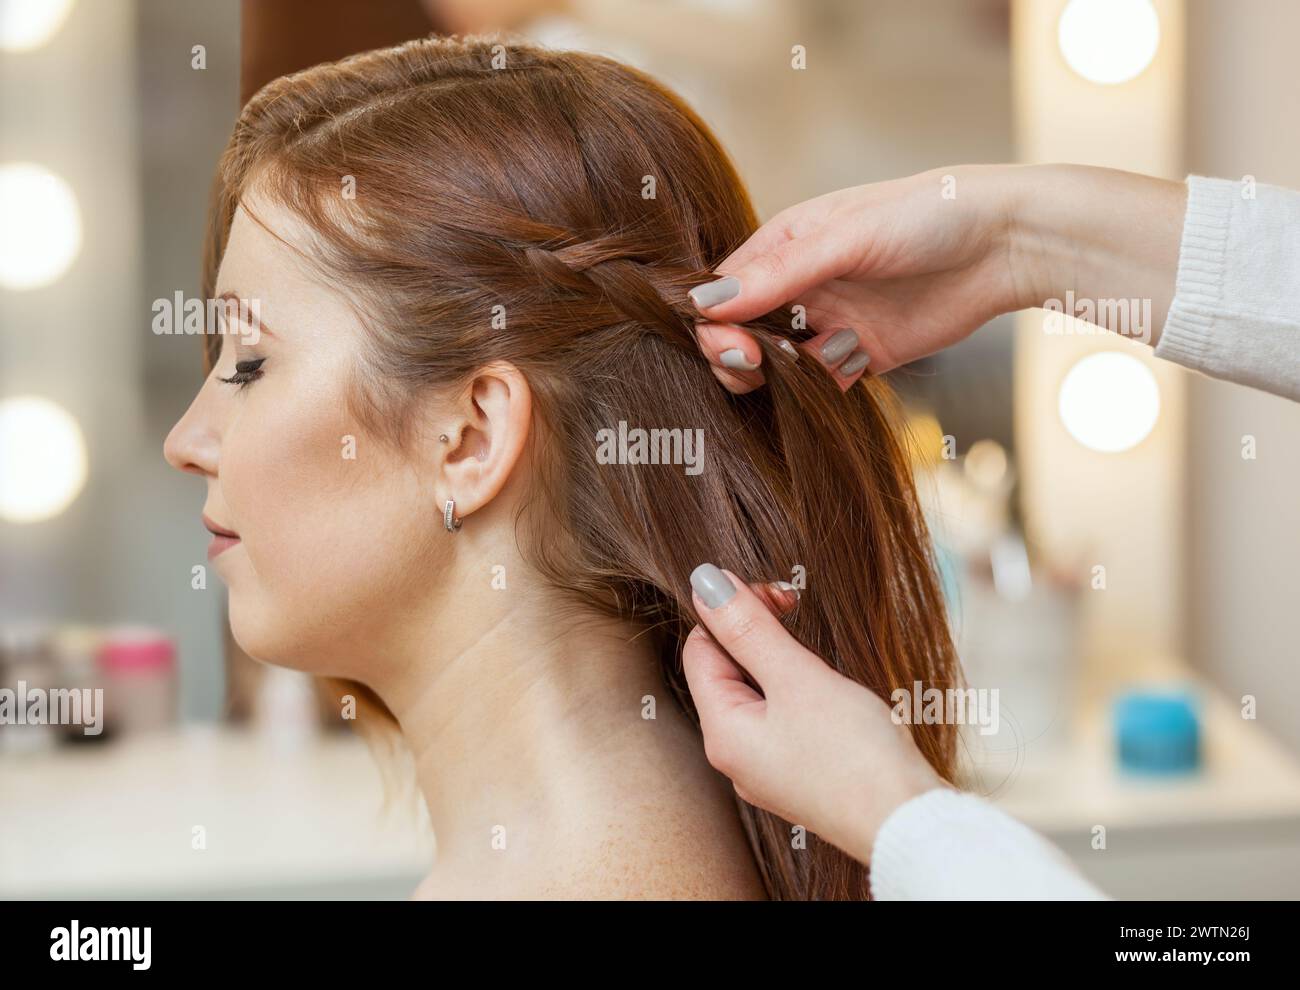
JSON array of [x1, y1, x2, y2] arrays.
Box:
[[164, 194, 448, 677]]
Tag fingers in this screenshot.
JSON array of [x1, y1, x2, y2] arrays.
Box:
[[688, 226, 847, 326], [689, 224, 871, 393], [693, 321, 766, 394], [749, 579, 800, 617], [687, 563, 819, 691], [682, 624, 765, 718], [682, 575, 801, 771], [694, 317, 871, 394], [696, 319, 874, 395], [801, 325, 873, 391]]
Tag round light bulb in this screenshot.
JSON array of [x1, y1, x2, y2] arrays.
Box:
[[0, 162, 83, 289], [1058, 0, 1160, 85], [964, 438, 1009, 490], [0, 396, 88, 523], [0, 0, 75, 52], [1058, 352, 1160, 453]]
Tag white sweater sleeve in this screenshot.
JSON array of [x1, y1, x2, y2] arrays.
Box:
[[1155, 174, 1300, 401], [868, 788, 1107, 900]]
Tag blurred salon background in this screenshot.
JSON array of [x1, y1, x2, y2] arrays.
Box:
[[2, 0, 1298, 899]]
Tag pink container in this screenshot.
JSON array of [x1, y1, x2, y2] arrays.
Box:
[[98, 628, 177, 736]]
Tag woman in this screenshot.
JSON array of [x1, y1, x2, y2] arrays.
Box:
[[164, 35, 960, 900]]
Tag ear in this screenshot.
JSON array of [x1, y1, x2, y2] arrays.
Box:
[[438, 362, 532, 522]]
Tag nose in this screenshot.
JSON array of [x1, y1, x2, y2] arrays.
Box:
[[164, 387, 221, 478]]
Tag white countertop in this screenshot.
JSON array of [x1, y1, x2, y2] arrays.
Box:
[[6, 680, 1299, 899], [972, 679, 1300, 836], [0, 724, 433, 899]]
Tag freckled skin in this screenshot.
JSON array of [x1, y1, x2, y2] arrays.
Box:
[[409, 708, 768, 901], [415, 750, 769, 901]]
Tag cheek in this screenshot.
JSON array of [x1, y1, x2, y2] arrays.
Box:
[[220, 384, 436, 664]]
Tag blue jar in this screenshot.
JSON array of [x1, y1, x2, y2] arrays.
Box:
[[1113, 689, 1201, 774]]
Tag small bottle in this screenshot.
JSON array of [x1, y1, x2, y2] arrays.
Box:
[[52, 626, 108, 744], [254, 666, 321, 754], [97, 628, 178, 738], [0, 626, 59, 753]]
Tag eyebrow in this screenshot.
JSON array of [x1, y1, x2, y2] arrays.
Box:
[[216, 290, 276, 339]]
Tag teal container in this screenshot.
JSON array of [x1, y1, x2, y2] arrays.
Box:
[[1113, 689, 1201, 775]]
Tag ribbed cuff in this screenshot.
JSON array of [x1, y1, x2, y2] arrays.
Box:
[[1154, 175, 1233, 370], [869, 788, 1106, 901]]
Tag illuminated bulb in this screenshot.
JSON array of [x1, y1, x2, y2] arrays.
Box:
[[0, 0, 75, 52], [963, 439, 1008, 490], [1058, 0, 1160, 85], [0, 396, 88, 523], [0, 163, 83, 289], [1058, 352, 1160, 453]]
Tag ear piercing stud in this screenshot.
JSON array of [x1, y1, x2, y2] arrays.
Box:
[[444, 499, 462, 532], [439, 434, 449, 443]]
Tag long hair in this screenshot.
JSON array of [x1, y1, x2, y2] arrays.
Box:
[[202, 34, 960, 900]]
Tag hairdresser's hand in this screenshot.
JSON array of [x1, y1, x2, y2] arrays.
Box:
[[682, 564, 945, 866], [690, 163, 1185, 393]]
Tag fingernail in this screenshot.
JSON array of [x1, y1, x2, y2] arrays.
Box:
[[838, 349, 871, 377], [820, 328, 858, 364], [691, 563, 737, 608], [689, 275, 740, 311], [777, 339, 800, 360], [719, 348, 759, 371], [773, 580, 801, 600]]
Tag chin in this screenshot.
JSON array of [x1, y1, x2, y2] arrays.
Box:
[[227, 596, 299, 669], [227, 597, 363, 680]]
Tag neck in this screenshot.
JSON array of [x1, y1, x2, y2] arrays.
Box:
[[371, 584, 678, 883]]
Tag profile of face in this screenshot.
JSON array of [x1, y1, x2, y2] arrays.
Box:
[[164, 193, 528, 680]]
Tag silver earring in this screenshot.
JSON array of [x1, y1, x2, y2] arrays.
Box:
[[443, 499, 462, 532], [439, 434, 449, 443]]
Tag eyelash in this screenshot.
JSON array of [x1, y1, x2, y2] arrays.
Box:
[[218, 358, 266, 388]]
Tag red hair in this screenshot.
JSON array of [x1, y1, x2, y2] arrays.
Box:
[[203, 34, 961, 900]]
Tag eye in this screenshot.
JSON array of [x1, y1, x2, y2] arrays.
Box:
[[218, 357, 266, 388]]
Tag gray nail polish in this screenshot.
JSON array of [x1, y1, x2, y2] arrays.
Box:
[[838, 349, 871, 376], [691, 563, 736, 608], [777, 339, 800, 360], [720, 348, 759, 371], [689, 275, 740, 310], [820, 328, 859, 364]]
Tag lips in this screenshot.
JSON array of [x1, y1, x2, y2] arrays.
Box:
[[202, 514, 241, 560]]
